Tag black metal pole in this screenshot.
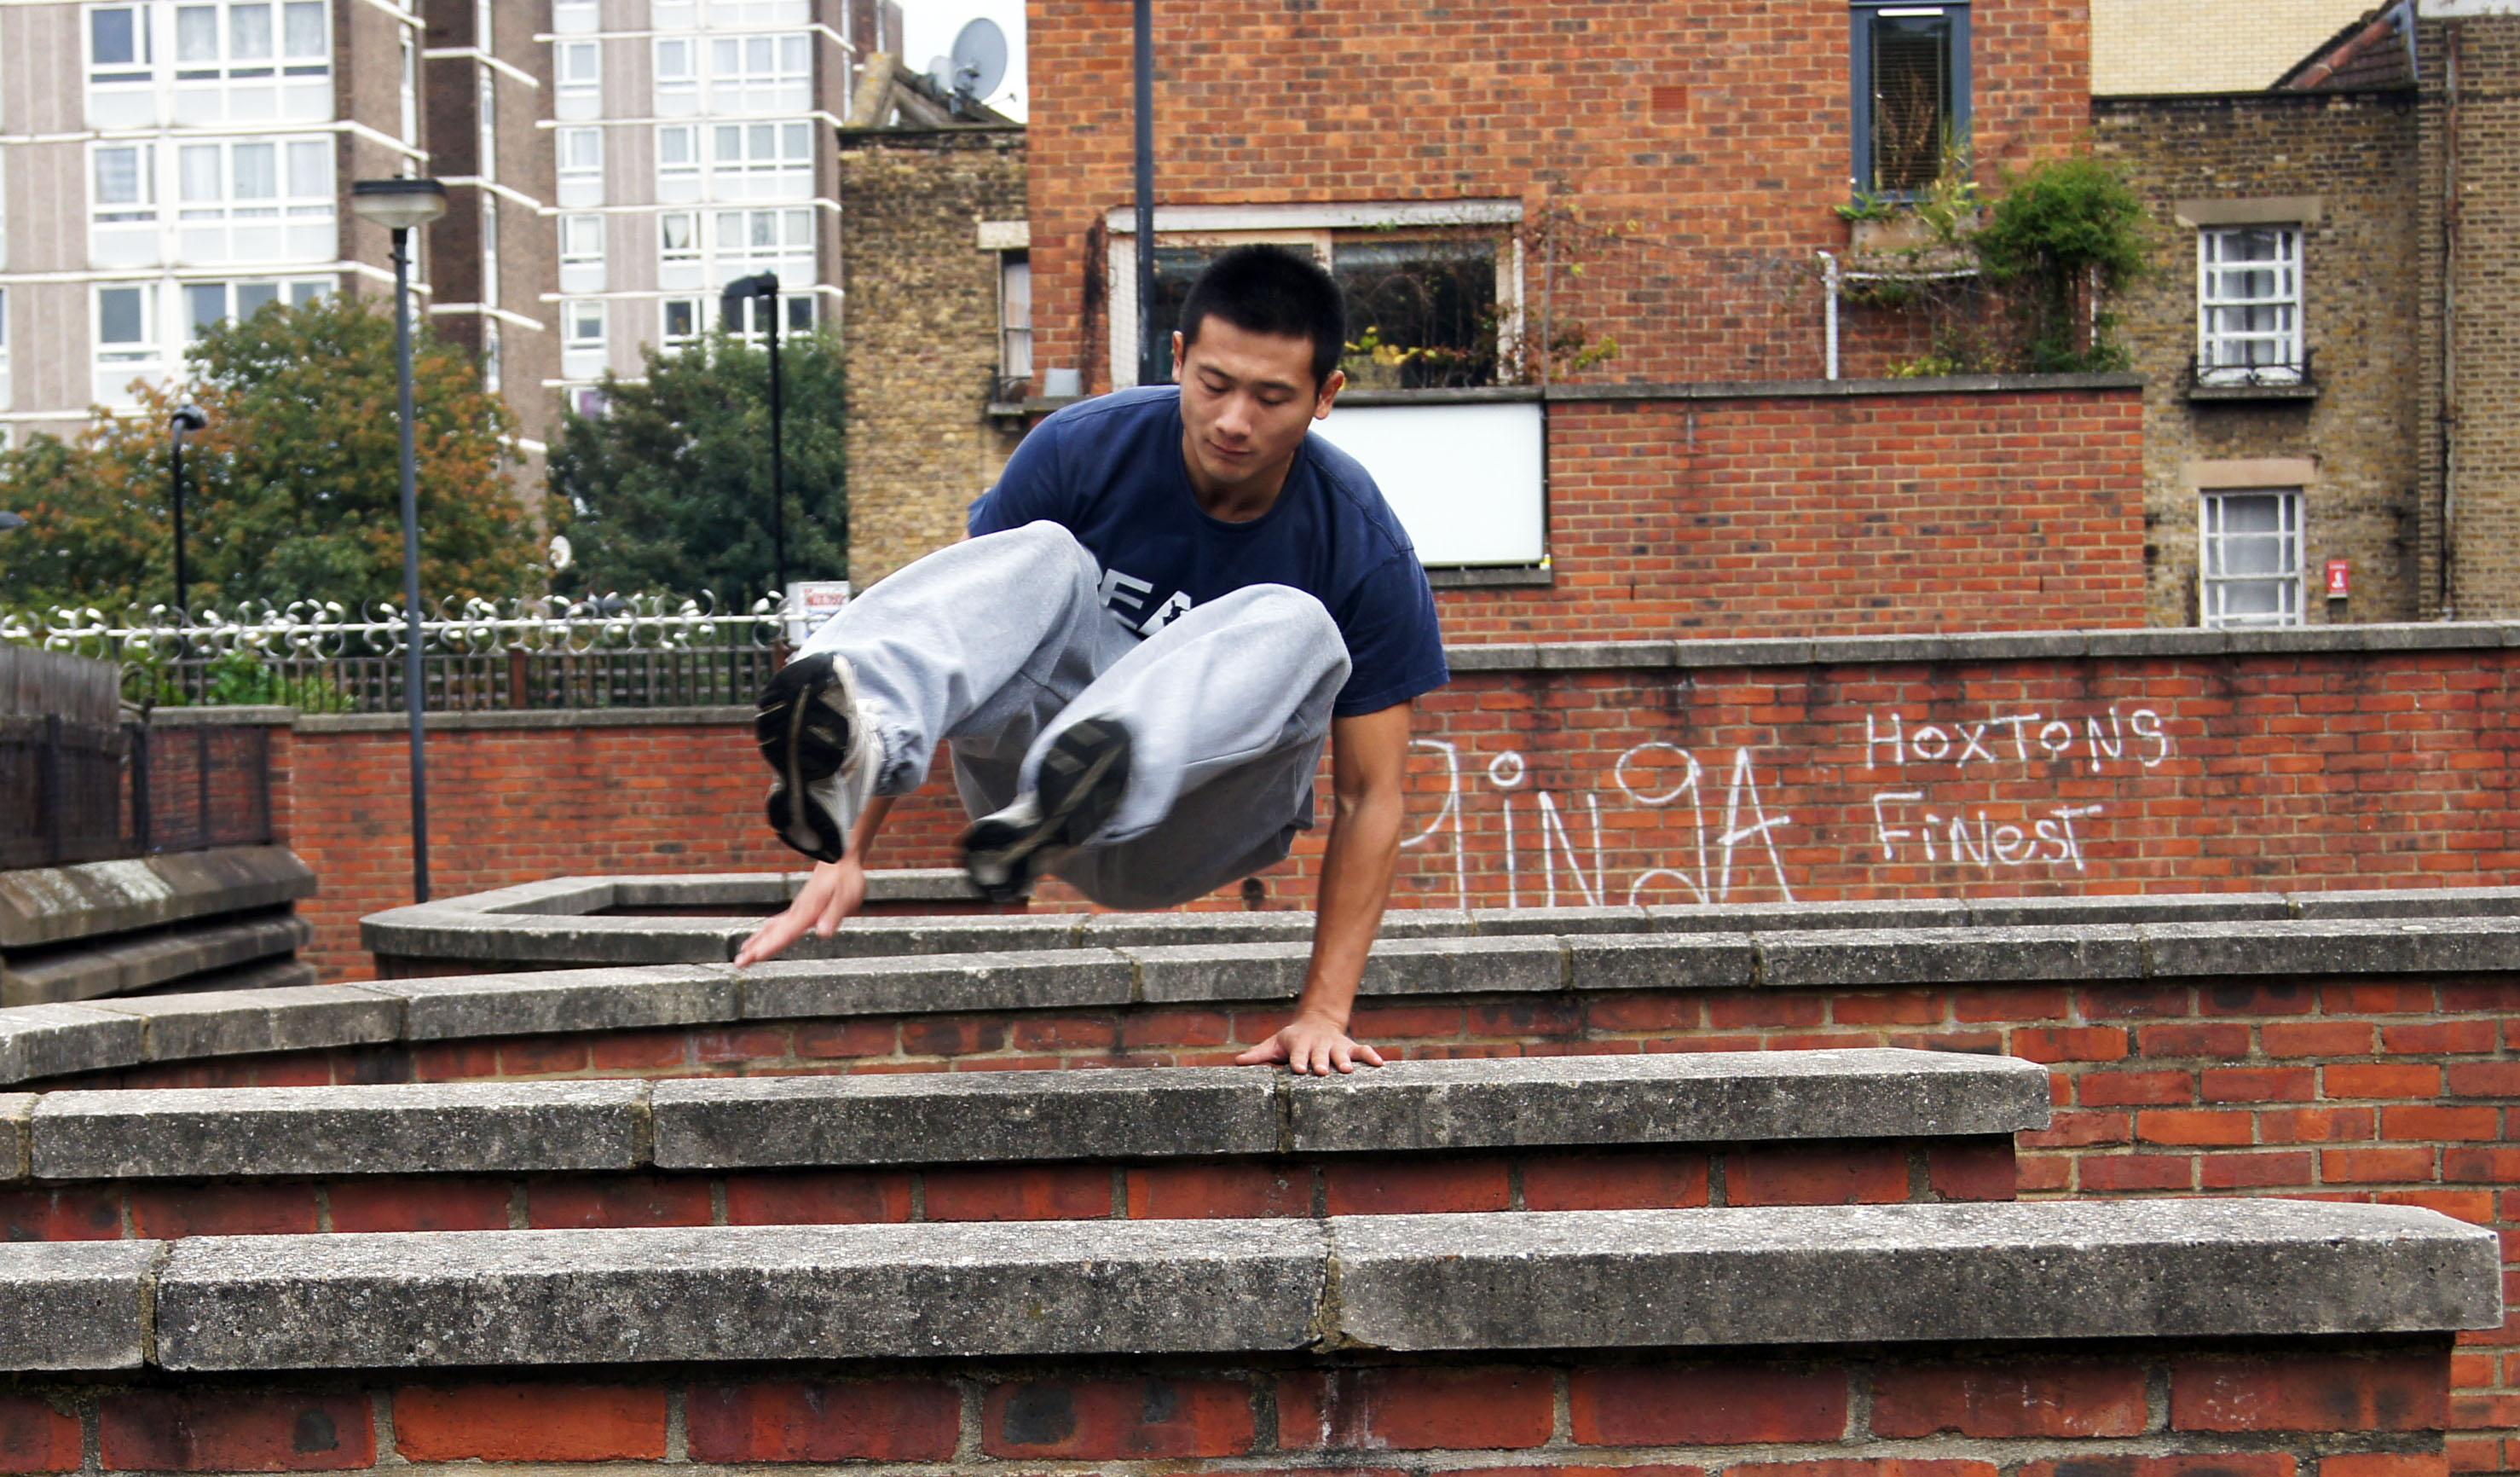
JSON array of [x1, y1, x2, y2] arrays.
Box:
[[392, 226, 431, 903], [1134, 0, 1160, 385], [171, 431, 189, 621], [768, 287, 787, 596]]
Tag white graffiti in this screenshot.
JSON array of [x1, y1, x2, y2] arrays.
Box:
[[1863, 703, 2171, 876], [1402, 738, 1795, 911], [1866, 704, 2170, 774]]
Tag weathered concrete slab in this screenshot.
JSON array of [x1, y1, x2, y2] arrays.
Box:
[[32, 1080, 646, 1179], [1758, 925, 2147, 988], [1650, 899, 1973, 934], [0, 1004, 148, 1087], [0, 847, 314, 951], [2292, 887, 2520, 920], [653, 1069, 1274, 1169], [1126, 941, 1309, 1003], [1968, 894, 2293, 928], [88, 984, 402, 1062], [363, 965, 737, 1040], [1332, 1200, 2502, 1350], [737, 949, 1136, 1020], [1565, 933, 1757, 992], [1471, 906, 1652, 936], [2, 914, 313, 1007], [1291, 1049, 2049, 1152], [0, 1094, 32, 1181], [1078, 912, 1310, 948], [1130, 937, 1564, 1004], [2143, 918, 2520, 978], [773, 914, 1085, 959], [155, 1220, 1328, 1368], [0, 1240, 160, 1369]]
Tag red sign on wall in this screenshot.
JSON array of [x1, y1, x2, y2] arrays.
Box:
[[2326, 559, 2352, 599]]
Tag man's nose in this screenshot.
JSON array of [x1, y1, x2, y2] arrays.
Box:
[[1215, 396, 1253, 440]]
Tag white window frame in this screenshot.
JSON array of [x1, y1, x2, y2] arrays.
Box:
[[2198, 225, 2303, 385], [479, 195, 500, 306], [181, 275, 327, 342], [723, 290, 814, 345], [555, 38, 602, 118], [552, 0, 599, 34], [659, 295, 703, 348], [477, 61, 498, 184], [93, 282, 165, 405], [707, 206, 814, 287], [657, 210, 702, 288], [654, 37, 699, 115], [0, 288, 11, 413], [172, 134, 334, 265], [2199, 489, 2306, 629], [563, 298, 607, 379], [707, 119, 813, 201], [86, 3, 154, 89], [171, 3, 329, 84], [999, 251, 1032, 386], [656, 124, 702, 201], [482, 317, 502, 393], [557, 125, 604, 206], [558, 212, 605, 293], [705, 32, 811, 114], [398, 29, 417, 145]]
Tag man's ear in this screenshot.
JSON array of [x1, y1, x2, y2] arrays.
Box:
[[1170, 330, 1185, 383], [1314, 368, 1346, 420]]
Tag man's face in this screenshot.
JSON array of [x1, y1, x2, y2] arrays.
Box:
[[1173, 318, 1344, 500]]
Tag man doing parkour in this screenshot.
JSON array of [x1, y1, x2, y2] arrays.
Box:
[[733, 246, 1449, 1074]]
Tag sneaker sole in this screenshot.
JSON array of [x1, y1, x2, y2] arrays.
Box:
[[963, 718, 1132, 902], [755, 652, 855, 863]]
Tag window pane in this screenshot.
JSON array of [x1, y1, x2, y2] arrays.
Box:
[[99, 288, 146, 345], [180, 144, 222, 200], [782, 122, 808, 159], [712, 38, 738, 75], [786, 295, 812, 332], [660, 126, 693, 165], [287, 140, 328, 194], [232, 3, 274, 59], [92, 9, 138, 66], [664, 299, 695, 337], [236, 281, 280, 318], [1332, 238, 1500, 389], [746, 37, 772, 72], [176, 7, 219, 61], [660, 214, 693, 249], [1870, 12, 1952, 193], [780, 34, 807, 71], [187, 283, 227, 337], [748, 123, 773, 158], [232, 143, 278, 198], [659, 38, 689, 76], [288, 280, 324, 305], [284, 2, 324, 57], [95, 148, 144, 204], [714, 125, 741, 160]]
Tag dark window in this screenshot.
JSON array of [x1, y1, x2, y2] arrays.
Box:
[[1334, 239, 1500, 390], [1851, 3, 1970, 197]]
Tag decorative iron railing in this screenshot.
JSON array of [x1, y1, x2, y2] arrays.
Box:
[[0, 594, 795, 714]]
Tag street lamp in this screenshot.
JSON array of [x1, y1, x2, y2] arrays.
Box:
[[170, 403, 205, 620], [720, 271, 788, 598], [350, 175, 448, 905]]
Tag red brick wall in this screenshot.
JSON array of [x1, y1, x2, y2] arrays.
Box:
[[1443, 389, 2147, 642], [1024, 0, 2092, 389], [278, 638, 2516, 979], [0, 1350, 2452, 1474]]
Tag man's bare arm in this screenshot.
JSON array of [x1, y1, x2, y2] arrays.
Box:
[[1235, 702, 1412, 1074], [735, 796, 896, 967]]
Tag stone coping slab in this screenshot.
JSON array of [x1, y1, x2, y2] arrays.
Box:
[[0, 847, 315, 951], [2, 1198, 2472, 1371], [1, 912, 311, 1007], [32, 910, 2520, 1086], [9, 1049, 2048, 1180], [364, 880, 2520, 966]]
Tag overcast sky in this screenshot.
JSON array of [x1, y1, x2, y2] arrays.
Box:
[[899, 1, 1029, 120]]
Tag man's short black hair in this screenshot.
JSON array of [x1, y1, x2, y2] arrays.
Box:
[[1176, 245, 1347, 389]]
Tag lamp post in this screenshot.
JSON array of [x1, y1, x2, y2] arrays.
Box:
[[720, 271, 788, 598], [1134, 0, 1161, 386], [169, 403, 205, 621], [350, 175, 448, 905]]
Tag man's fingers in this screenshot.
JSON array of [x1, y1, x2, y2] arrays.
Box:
[[1356, 1041, 1388, 1067], [1234, 1038, 1288, 1066]]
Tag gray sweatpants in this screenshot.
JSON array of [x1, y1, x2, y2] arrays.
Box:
[[796, 520, 1352, 908]]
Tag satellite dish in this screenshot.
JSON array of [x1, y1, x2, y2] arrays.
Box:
[[948, 17, 1008, 101], [927, 53, 954, 92]]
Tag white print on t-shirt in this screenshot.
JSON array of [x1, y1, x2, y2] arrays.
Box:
[[1097, 567, 1194, 636]]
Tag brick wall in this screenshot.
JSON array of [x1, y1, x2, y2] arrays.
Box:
[[1023, 0, 2089, 392], [2092, 90, 2424, 626], [2089, 0, 2375, 96], [838, 127, 1028, 588], [271, 633, 2517, 981], [0, 1347, 2448, 1475]]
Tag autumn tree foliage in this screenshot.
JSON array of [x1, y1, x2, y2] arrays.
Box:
[[546, 329, 847, 603], [0, 293, 540, 615]]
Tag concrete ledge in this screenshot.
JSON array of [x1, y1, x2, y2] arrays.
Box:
[[33, 1080, 648, 1179], [106, 1197, 2499, 1371], [1332, 1199, 2502, 1351], [0, 848, 315, 951], [1760, 926, 2148, 989], [2140, 917, 2520, 977], [2, 913, 311, 1006], [737, 949, 1136, 1020], [154, 1219, 1330, 1368], [9, 1050, 2045, 1180], [365, 965, 737, 1040], [0, 1241, 160, 1370]]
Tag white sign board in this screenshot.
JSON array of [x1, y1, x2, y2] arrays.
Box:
[[1308, 400, 1546, 567], [784, 580, 853, 645]]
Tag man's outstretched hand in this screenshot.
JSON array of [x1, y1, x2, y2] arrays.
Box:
[[735, 858, 866, 967], [1234, 1009, 1387, 1075]]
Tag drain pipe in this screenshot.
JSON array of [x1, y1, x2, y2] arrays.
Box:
[[1818, 251, 1841, 380], [2439, 23, 2461, 619]]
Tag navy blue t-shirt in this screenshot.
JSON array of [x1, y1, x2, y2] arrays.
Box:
[[968, 386, 1449, 718]]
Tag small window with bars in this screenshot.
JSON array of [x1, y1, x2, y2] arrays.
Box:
[[2199, 489, 2304, 629], [2197, 225, 2303, 385], [1850, 2, 1971, 197]]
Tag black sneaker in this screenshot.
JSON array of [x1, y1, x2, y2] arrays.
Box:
[[755, 652, 880, 864], [962, 717, 1133, 902]]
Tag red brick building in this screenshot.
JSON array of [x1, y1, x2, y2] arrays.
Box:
[[866, 0, 2149, 640]]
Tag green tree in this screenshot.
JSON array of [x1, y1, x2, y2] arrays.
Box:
[[547, 329, 846, 601], [1974, 156, 2153, 373], [0, 294, 540, 614]]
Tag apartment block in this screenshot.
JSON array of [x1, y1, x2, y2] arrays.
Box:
[[0, 0, 427, 449]]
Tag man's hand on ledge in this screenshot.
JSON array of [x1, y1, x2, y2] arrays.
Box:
[[1234, 1008, 1388, 1075], [734, 858, 865, 968]]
